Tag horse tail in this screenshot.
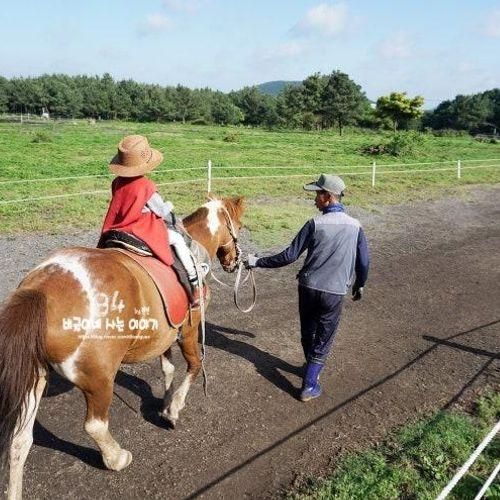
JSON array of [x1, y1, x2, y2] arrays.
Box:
[[0, 289, 48, 463]]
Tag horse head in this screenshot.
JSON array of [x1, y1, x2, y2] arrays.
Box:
[[183, 196, 245, 273]]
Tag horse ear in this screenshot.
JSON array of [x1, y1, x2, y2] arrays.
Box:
[[230, 196, 245, 217], [232, 196, 244, 210]]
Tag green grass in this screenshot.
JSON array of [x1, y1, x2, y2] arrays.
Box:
[[0, 120, 499, 244], [291, 392, 500, 500]]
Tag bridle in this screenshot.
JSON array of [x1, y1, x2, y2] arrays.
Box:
[[209, 205, 256, 313], [195, 202, 256, 396], [218, 204, 242, 268]]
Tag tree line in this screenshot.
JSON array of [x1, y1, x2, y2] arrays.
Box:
[[0, 72, 498, 134]]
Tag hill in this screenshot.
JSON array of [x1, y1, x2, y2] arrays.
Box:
[[257, 80, 301, 96]]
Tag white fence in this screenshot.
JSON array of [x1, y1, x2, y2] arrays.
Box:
[[1, 157, 500, 206], [436, 419, 500, 500]]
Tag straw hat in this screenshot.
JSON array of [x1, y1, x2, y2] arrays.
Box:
[[109, 135, 163, 177]]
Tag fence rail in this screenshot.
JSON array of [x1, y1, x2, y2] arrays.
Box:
[[1, 158, 499, 206], [436, 419, 500, 500]]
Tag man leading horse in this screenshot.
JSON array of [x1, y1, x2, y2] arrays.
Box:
[[245, 174, 370, 402]]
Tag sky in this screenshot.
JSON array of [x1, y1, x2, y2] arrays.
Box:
[[0, 0, 499, 106]]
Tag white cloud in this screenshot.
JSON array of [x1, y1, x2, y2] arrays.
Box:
[[377, 32, 413, 59], [480, 8, 500, 37], [292, 3, 348, 38], [163, 0, 207, 14], [457, 61, 475, 73], [145, 13, 172, 30]]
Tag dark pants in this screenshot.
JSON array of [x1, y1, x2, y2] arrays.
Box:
[[298, 285, 344, 365]]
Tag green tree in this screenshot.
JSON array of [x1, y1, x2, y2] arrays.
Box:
[[482, 89, 500, 133], [174, 85, 197, 124], [211, 92, 243, 125], [113, 81, 134, 120], [321, 70, 365, 135], [423, 91, 497, 133], [276, 85, 305, 128], [301, 72, 328, 128], [454, 94, 490, 131], [0, 77, 9, 113], [230, 86, 270, 126], [376, 92, 424, 131]]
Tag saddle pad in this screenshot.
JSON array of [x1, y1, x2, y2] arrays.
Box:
[[114, 249, 189, 328]]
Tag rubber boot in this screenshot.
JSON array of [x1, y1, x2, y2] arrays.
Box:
[[189, 277, 201, 307], [300, 361, 323, 402]]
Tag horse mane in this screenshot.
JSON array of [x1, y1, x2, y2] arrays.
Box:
[[222, 196, 244, 222], [183, 205, 209, 226], [183, 196, 244, 226]]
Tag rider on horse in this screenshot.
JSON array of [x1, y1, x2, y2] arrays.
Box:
[[98, 134, 202, 305]]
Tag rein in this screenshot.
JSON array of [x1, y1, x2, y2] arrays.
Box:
[[209, 205, 257, 313], [189, 202, 257, 396]]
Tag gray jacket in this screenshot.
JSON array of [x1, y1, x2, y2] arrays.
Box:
[[256, 206, 369, 295]]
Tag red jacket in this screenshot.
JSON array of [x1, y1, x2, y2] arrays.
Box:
[[101, 176, 174, 266]]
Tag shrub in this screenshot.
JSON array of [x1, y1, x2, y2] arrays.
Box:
[[432, 129, 470, 138], [386, 131, 426, 157], [361, 144, 386, 155], [190, 118, 210, 125], [31, 131, 53, 143], [223, 132, 239, 143]]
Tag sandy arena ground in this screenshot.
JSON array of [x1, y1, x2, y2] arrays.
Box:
[[1, 186, 499, 499]]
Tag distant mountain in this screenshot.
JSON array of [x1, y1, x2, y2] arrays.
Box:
[[257, 80, 301, 96]]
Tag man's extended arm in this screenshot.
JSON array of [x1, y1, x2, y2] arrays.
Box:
[[255, 220, 315, 268], [353, 227, 369, 290]]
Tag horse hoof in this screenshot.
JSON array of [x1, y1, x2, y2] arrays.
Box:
[[103, 449, 132, 471], [160, 410, 177, 429]]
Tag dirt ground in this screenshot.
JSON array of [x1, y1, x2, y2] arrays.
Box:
[[1, 186, 499, 499]]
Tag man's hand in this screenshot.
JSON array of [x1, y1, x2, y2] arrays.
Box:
[[244, 253, 259, 269], [352, 286, 363, 301]]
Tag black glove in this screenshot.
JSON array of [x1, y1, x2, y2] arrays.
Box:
[[352, 286, 363, 301]]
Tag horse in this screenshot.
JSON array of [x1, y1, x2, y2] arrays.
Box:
[[0, 196, 244, 500]]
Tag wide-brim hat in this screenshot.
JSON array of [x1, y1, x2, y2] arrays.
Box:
[[109, 135, 163, 177], [304, 174, 346, 195]]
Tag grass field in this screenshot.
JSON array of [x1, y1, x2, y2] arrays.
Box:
[[291, 392, 500, 500], [0, 120, 499, 245]]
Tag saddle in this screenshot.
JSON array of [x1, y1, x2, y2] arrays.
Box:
[[98, 230, 190, 327], [98, 230, 154, 256]]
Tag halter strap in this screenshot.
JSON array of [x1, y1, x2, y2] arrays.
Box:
[[219, 204, 242, 264]]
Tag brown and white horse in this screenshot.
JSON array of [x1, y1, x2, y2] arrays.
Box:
[[0, 196, 244, 500]]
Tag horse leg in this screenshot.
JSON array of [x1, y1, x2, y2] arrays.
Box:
[[8, 373, 47, 500], [163, 321, 202, 428], [160, 348, 175, 416], [82, 378, 132, 471]]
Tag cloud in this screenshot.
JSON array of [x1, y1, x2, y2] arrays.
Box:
[[480, 8, 500, 37], [162, 0, 207, 14], [457, 61, 475, 74], [145, 13, 172, 30], [137, 13, 173, 36], [377, 31, 414, 59], [291, 2, 348, 38]]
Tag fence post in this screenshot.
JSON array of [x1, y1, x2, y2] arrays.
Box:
[[207, 159, 212, 193], [457, 159, 461, 179], [371, 161, 376, 187]]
